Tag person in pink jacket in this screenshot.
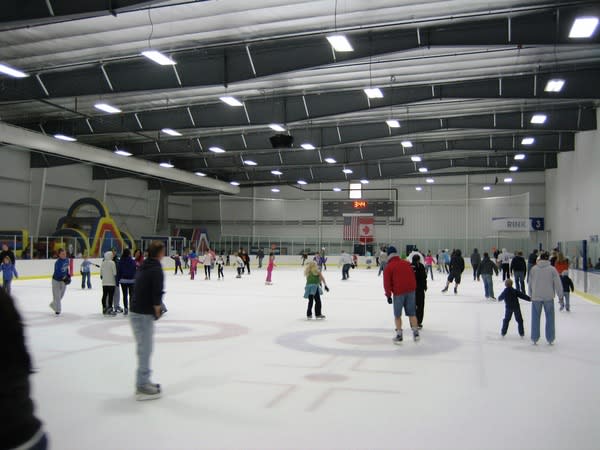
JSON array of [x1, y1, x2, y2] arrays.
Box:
[[424, 251, 435, 281], [265, 252, 276, 285]]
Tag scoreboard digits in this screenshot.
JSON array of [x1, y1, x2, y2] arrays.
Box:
[[322, 200, 394, 217]]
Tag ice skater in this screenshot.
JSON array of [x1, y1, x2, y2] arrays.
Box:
[[265, 252, 276, 285], [510, 251, 527, 294], [442, 249, 465, 294], [202, 251, 212, 280], [383, 246, 419, 343], [50, 248, 70, 315], [235, 253, 244, 278], [189, 249, 198, 280], [216, 254, 225, 280], [1, 255, 18, 294], [257, 248, 265, 269], [411, 254, 427, 329], [477, 252, 499, 300], [101, 251, 117, 316], [339, 250, 352, 280], [470, 248, 481, 281], [498, 279, 531, 337], [304, 261, 329, 320], [171, 253, 183, 274], [498, 248, 512, 281], [559, 270, 574, 312], [424, 251, 435, 281], [80, 255, 99, 289], [118, 248, 137, 316]]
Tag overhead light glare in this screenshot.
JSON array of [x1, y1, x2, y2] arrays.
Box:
[[386, 119, 401, 128], [297, 180, 307, 185], [410, 155, 421, 162], [333, 187, 342, 192], [301, 143, 316, 150], [219, 96, 243, 107], [402, 141, 414, 148], [418, 167, 428, 173], [141, 50, 176, 65], [162, 128, 182, 136], [209, 146, 226, 153], [415, 186, 423, 191], [483, 186, 491, 191], [509, 166, 519, 172], [114, 149, 132, 157], [324, 157, 336, 164], [54, 134, 76, 142], [195, 172, 206, 177], [271, 188, 280, 193], [0, 63, 28, 78], [230, 181, 240, 186], [271, 170, 283, 176], [426, 178, 435, 183], [504, 178, 513, 183], [364, 88, 383, 99], [530, 114, 547, 124], [569, 17, 599, 38], [94, 103, 122, 114], [269, 124, 286, 132], [326, 35, 354, 52], [514, 154, 526, 160], [521, 137, 535, 145], [360, 179, 369, 184], [243, 160, 257, 166], [159, 162, 174, 168], [544, 79, 565, 93], [342, 168, 353, 174]]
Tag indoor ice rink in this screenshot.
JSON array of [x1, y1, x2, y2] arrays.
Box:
[[1, 1, 600, 450]]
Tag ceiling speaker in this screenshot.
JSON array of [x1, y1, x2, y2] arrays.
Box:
[[269, 134, 294, 148]]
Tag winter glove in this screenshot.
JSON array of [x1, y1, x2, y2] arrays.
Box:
[[387, 296, 393, 304], [324, 285, 330, 292]]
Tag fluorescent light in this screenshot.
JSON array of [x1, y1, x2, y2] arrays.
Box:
[[364, 88, 383, 99], [544, 79, 565, 93], [219, 96, 243, 106], [504, 177, 513, 183], [483, 186, 491, 191], [569, 17, 599, 38], [521, 137, 535, 145], [360, 179, 369, 184], [326, 35, 353, 52], [301, 143, 315, 150], [386, 119, 401, 128], [514, 154, 526, 160], [94, 103, 121, 114], [244, 160, 257, 166], [509, 166, 519, 172], [195, 172, 206, 177], [271, 170, 283, 176], [410, 155, 421, 162], [531, 114, 547, 124], [324, 157, 336, 164], [0, 63, 28, 78], [415, 186, 423, 191], [271, 188, 280, 193], [297, 180, 307, 185], [209, 146, 226, 153], [230, 181, 240, 186], [141, 50, 176, 65], [114, 149, 132, 156], [426, 178, 435, 183], [54, 134, 76, 142], [342, 168, 353, 174], [269, 124, 286, 132], [418, 167, 428, 173], [159, 162, 174, 168], [162, 128, 182, 136], [333, 187, 342, 192], [402, 141, 413, 148]]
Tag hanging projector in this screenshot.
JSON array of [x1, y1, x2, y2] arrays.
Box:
[[269, 134, 294, 149]]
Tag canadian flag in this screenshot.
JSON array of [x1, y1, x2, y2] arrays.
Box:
[[358, 216, 374, 243]]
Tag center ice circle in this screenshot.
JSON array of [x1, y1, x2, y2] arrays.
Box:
[[337, 335, 388, 346]]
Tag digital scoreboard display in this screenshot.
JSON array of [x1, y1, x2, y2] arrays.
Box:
[[322, 200, 394, 217]]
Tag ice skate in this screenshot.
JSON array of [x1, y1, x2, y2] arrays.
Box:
[[316, 315, 326, 320], [441, 287, 448, 293], [393, 334, 403, 344], [136, 383, 162, 401], [413, 329, 420, 342], [453, 286, 458, 294]]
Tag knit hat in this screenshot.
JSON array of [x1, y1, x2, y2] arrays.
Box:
[[387, 245, 397, 254]]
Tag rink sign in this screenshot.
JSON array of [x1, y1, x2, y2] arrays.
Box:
[[492, 217, 545, 232]]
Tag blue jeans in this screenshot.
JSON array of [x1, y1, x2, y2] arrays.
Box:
[[514, 271, 525, 293], [81, 271, 91, 289], [425, 264, 434, 280], [378, 261, 387, 276], [563, 292, 570, 311], [342, 264, 351, 279], [130, 312, 155, 387], [531, 300, 555, 343], [482, 274, 494, 298], [3, 278, 12, 294]]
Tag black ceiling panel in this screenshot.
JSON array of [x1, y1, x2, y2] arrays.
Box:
[[105, 58, 179, 92]]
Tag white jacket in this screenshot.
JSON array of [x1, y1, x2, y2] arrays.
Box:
[[528, 260, 563, 301], [101, 251, 117, 286], [340, 253, 353, 265]]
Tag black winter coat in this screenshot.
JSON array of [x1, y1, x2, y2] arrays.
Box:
[[411, 262, 428, 292]]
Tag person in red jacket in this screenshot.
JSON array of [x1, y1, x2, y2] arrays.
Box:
[[383, 246, 419, 343]]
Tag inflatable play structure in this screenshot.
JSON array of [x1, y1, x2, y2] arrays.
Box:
[[174, 227, 210, 253], [51, 198, 136, 257]]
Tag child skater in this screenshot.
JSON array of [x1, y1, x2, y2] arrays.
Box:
[[80, 255, 99, 289], [304, 261, 329, 320], [235, 253, 244, 278], [559, 270, 575, 312], [202, 251, 212, 280], [498, 278, 531, 337], [1, 255, 18, 294], [171, 252, 183, 274], [189, 250, 198, 280], [216, 254, 225, 280], [265, 252, 276, 285]]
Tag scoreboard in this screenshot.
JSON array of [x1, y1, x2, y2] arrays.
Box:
[[322, 200, 395, 217]]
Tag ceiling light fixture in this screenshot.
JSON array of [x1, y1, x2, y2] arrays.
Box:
[[426, 178, 435, 183], [326, 35, 354, 52], [219, 96, 243, 107], [402, 141, 414, 148], [514, 154, 526, 160], [269, 124, 286, 132], [509, 166, 519, 172], [544, 79, 565, 93], [297, 180, 307, 185], [386, 119, 401, 128], [94, 103, 122, 114], [243, 160, 257, 166], [342, 168, 353, 174], [415, 186, 423, 191], [360, 179, 369, 184], [521, 137, 535, 145], [209, 146, 226, 153], [195, 172, 207, 177], [418, 167, 428, 173], [569, 17, 599, 38], [271, 170, 283, 176], [483, 186, 491, 191], [141, 50, 176, 65], [159, 162, 174, 168], [410, 155, 421, 162], [114, 149, 132, 157], [271, 188, 281, 193], [364, 88, 383, 99], [531, 114, 547, 124], [504, 177, 513, 183], [324, 157, 336, 164], [0, 63, 28, 78], [333, 187, 342, 192], [230, 181, 240, 186], [54, 134, 76, 142], [162, 128, 182, 136], [301, 143, 316, 150]]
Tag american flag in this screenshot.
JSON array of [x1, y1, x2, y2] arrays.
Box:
[[343, 215, 360, 241]]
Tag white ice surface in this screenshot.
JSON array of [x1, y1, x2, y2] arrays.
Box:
[[11, 264, 600, 450]]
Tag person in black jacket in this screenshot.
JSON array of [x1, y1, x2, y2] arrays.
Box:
[[0, 242, 16, 265], [477, 253, 499, 300], [0, 289, 47, 449], [527, 249, 538, 283], [470, 248, 481, 281], [129, 241, 165, 401], [442, 249, 465, 295], [411, 254, 428, 329], [498, 278, 531, 337], [510, 251, 527, 294]]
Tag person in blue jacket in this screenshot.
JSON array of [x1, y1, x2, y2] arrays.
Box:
[[50, 248, 70, 315], [80, 255, 99, 289], [118, 248, 137, 316], [1, 256, 18, 294]]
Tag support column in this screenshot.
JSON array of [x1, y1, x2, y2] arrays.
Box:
[[156, 187, 170, 235]]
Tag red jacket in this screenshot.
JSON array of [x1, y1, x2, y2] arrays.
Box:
[[384, 256, 417, 297]]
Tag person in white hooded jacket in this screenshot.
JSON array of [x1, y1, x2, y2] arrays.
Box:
[[101, 251, 117, 316], [528, 251, 563, 345]]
